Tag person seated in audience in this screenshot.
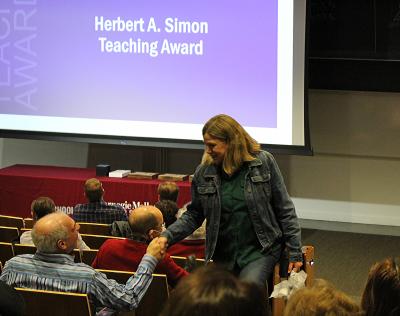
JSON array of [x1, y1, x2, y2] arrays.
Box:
[[93, 205, 188, 287], [160, 265, 270, 316], [283, 279, 361, 316], [0, 280, 26, 316], [73, 178, 127, 224], [20, 197, 90, 250], [0, 212, 166, 313], [157, 181, 179, 203], [166, 206, 206, 259], [361, 256, 400, 316], [155, 199, 179, 228]]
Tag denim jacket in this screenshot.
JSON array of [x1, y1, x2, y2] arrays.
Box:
[[162, 151, 302, 263]]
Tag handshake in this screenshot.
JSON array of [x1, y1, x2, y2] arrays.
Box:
[[146, 237, 169, 261]]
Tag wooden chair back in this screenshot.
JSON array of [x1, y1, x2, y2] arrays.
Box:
[[170, 255, 206, 271], [271, 245, 315, 316], [80, 234, 125, 250], [77, 222, 111, 236], [0, 242, 14, 265], [0, 215, 24, 230], [80, 249, 99, 265], [15, 287, 93, 316], [0, 226, 19, 243], [24, 218, 34, 229], [97, 269, 169, 316]]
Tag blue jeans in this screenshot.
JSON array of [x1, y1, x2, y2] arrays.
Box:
[[237, 245, 282, 289]]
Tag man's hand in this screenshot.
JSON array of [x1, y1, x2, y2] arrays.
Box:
[[158, 236, 169, 249], [146, 237, 167, 261], [288, 261, 303, 273]]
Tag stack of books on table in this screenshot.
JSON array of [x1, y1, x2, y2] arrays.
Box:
[[127, 172, 159, 179], [108, 170, 131, 178], [158, 173, 189, 181]]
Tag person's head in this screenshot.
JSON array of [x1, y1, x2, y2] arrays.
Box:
[[157, 181, 179, 202], [160, 265, 269, 316], [84, 178, 104, 202], [201, 114, 261, 175], [128, 206, 164, 240], [31, 197, 56, 221], [361, 257, 400, 316], [154, 200, 178, 228], [31, 212, 80, 254], [283, 279, 361, 316]]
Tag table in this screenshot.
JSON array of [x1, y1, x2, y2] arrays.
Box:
[[0, 164, 191, 218]]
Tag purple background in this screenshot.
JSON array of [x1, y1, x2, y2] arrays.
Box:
[[1, 0, 278, 128]]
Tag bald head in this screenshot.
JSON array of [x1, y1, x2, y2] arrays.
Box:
[[128, 206, 164, 239], [84, 178, 104, 202], [32, 212, 79, 253]]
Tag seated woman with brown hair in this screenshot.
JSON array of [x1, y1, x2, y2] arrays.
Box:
[[160, 265, 270, 316], [361, 257, 400, 316]]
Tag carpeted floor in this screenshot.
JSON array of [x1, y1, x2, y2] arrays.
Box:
[[301, 228, 400, 301]]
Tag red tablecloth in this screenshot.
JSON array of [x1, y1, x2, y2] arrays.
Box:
[[0, 164, 191, 218]]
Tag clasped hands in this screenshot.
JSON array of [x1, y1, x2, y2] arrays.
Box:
[[146, 237, 169, 261]]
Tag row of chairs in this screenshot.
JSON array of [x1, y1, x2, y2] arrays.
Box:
[[15, 269, 169, 316]]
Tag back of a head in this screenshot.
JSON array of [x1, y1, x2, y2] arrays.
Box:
[[31, 212, 71, 253], [155, 200, 178, 227], [31, 197, 56, 220], [361, 257, 400, 316], [157, 181, 179, 202], [128, 206, 161, 237], [84, 178, 103, 202], [284, 279, 360, 316], [161, 265, 269, 316]]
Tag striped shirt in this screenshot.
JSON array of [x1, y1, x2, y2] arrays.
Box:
[[73, 200, 128, 224], [0, 251, 157, 311]]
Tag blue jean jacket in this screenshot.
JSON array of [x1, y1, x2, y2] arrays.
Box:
[[162, 151, 302, 263]]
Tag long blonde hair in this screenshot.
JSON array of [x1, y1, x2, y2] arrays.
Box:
[[201, 114, 261, 175]]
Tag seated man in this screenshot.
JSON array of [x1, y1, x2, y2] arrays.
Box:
[[93, 206, 188, 287], [73, 178, 127, 224], [0, 212, 165, 313], [20, 196, 89, 250]]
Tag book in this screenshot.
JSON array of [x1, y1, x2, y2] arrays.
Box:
[[108, 169, 131, 178], [158, 173, 189, 181], [127, 172, 159, 179]]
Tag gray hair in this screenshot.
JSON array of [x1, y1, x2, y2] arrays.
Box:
[[31, 213, 70, 253]]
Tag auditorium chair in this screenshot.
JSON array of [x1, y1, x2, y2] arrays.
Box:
[[0, 226, 19, 243], [96, 269, 169, 316], [15, 287, 93, 316], [0, 215, 24, 230], [80, 234, 125, 250], [271, 245, 315, 316], [77, 222, 111, 235], [170, 255, 206, 272], [13, 243, 81, 263], [0, 242, 14, 265], [80, 249, 99, 265], [23, 218, 34, 229]]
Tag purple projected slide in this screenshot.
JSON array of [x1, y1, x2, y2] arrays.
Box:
[[0, 0, 278, 128]]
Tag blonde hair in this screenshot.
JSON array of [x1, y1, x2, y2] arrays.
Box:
[[201, 114, 261, 175], [284, 279, 361, 316]]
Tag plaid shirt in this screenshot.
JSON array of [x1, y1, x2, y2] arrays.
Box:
[[0, 252, 157, 311], [73, 200, 128, 224]]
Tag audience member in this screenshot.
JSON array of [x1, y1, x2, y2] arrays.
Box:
[[0, 212, 166, 313], [160, 265, 270, 316], [20, 197, 89, 250], [0, 280, 25, 316], [155, 199, 179, 228], [167, 205, 206, 259], [93, 206, 188, 287], [73, 178, 127, 224], [157, 181, 179, 202], [283, 279, 361, 316], [361, 257, 400, 316]]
